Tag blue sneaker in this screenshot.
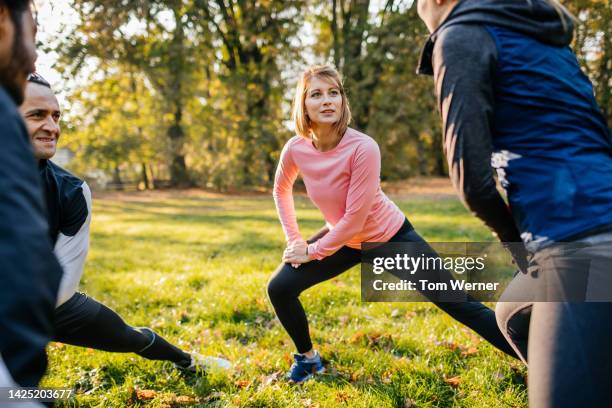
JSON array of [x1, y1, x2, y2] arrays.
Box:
[[287, 351, 325, 383]]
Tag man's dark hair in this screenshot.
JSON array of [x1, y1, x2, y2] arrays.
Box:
[[27, 72, 51, 88]]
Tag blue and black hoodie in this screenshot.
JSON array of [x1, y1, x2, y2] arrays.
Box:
[[417, 0, 612, 251]]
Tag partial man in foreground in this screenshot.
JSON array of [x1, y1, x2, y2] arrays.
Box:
[[0, 0, 63, 390], [20, 73, 231, 373], [416, 0, 612, 407]]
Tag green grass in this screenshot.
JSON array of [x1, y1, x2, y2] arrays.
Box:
[[42, 192, 527, 407]]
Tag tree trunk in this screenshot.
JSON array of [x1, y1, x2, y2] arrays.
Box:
[[435, 150, 447, 177], [167, 7, 191, 188], [141, 162, 150, 190], [148, 163, 157, 189], [432, 128, 447, 176], [331, 0, 340, 68], [597, 34, 609, 127], [112, 166, 123, 190], [416, 137, 428, 176], [168, 110, 191, 187]]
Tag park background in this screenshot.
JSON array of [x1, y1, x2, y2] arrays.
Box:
[[34, 0, 609, 406]]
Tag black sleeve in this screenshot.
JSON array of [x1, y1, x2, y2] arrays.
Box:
[[431, 24, 523, 245], [61, 184, 88, 236], [0, 95, 63, 386]]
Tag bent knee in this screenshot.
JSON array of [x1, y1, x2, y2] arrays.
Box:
[[267, 265, 298, 301], [267, 277, 289, 302], [496, 301, 531, 339]]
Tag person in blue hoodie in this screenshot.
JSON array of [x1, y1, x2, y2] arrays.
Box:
[[0, 0, 64, 389], [415, 0, 612, 407]]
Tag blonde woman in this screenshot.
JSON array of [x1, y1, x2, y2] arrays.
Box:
[[267, 65, 516, 383]]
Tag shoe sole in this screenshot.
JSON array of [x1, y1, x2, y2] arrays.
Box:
[[291, 366, 326, 384]]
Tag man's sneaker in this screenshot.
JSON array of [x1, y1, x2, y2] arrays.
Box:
[[175, 352, 232, 373], [287, 351, 325, 383]]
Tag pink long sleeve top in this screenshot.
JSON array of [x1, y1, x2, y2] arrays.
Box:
[[273, 127, 407, 260]]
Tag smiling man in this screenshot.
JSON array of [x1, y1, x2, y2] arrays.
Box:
[[22, 73, 90, 278], [19, 73, 231, 373]]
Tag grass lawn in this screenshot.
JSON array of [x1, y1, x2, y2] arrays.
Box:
[[42, 188, 527, 407]]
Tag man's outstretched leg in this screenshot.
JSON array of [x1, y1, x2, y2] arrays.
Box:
[[53, 293, 230, 371]]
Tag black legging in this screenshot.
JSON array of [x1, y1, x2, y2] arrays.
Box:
[[53, 293, 190, 364], [495, 236, 612, 407], [267, 220, 517, 357]]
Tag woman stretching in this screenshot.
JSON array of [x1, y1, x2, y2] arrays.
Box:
[[267, 65, 516, 384]]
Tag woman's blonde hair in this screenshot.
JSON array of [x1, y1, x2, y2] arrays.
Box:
[[292, 65, 352, 139]]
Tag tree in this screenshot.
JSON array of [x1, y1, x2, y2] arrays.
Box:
[[56, 0, 209, 186], [189, 0, 305, 186], [312, 0, 445, 178], [566, 0, 610, 128], [62, 70, 164, 187]]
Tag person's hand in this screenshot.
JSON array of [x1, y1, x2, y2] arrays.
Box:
[[283, 240, 313, 267]]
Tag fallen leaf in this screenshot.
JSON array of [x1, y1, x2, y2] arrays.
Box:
[[201, 392, 224, 403], [136, 389, 157, 401], [261, 371, 281, 386], [350, 367, 365, 382], [174, 395, 199, 404], [434, 340, 459, 351], [460, 347, 478, 357], [302, 398, 320, 407], [382, 369, 395, 384], [235, 379, 250, 389], [444, 376, 462, 388], [405, 398, 416, 408], [391, 308, 401, 318], [283, 353, 293, 366], [350, 331, 366, 344], [335, 391, 350, 403]]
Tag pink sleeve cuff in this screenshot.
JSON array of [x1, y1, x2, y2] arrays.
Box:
[[307, 242, 324, 261]]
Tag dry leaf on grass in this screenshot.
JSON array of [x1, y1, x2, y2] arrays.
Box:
[[444, 376, 462, 388], [136, 389, 157, 401], [492, 371, 505, 381], [302, 398, 321, 408], [174, 395, 199, 405], [405, 311, 417, 319], [335, 391, 351, 403], [460, 346, 479, 357], [350, 367, 365, 382], [261, 371, 282, 386]]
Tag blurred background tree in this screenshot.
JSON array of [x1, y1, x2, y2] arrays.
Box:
[[52, 0, 609, 190]]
